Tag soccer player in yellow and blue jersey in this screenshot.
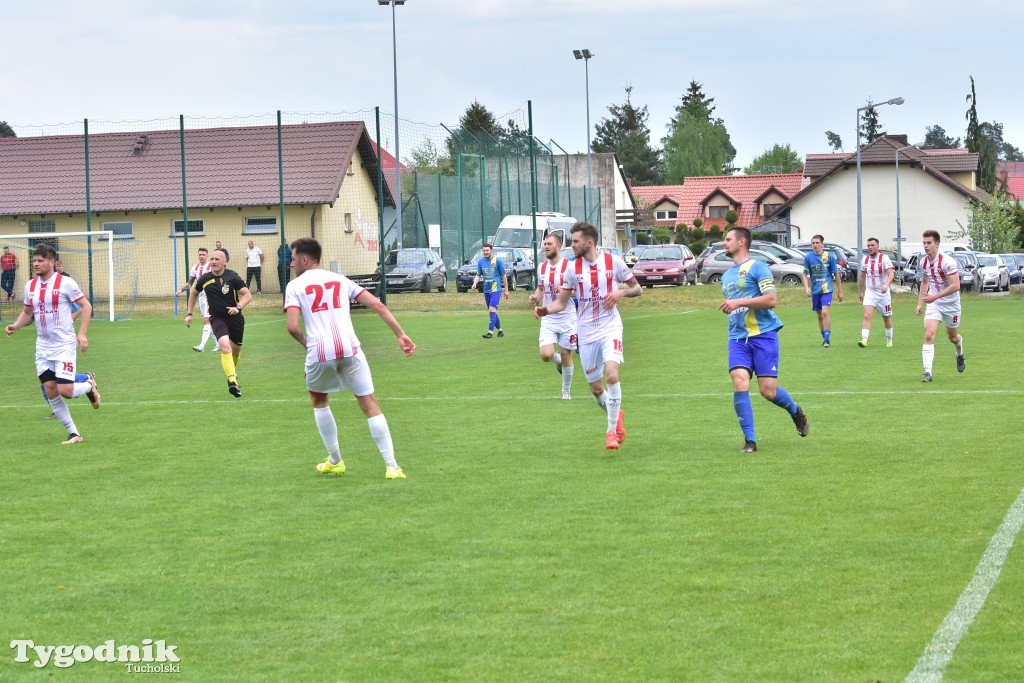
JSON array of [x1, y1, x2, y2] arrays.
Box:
[[472, 243, 509, 338], [801, 234, 843, 347], [719, 227, 809, 453]]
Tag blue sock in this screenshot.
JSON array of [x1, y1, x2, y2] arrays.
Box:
[[771, 386, 798, 415], [734, 391, 756, 442], [823, 329, 831, 342], [488, 312, 496, 331], [493, 313, 501, 330], [75, 373, 88, 383]]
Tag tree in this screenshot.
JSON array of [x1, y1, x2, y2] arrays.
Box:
[[919, 125, 960, 150], [0, 121, 15, 138], [592, 85, 664, 185], [662, 81, 736, 179], [950, 190, 1019, 252], [824, 130, 843, 152], [964, 76, 998, 193], [445, 100, 506, 177], [859, 103, 885, 144], [979, 121, 1024, 162], [743, 144, 802, 175]]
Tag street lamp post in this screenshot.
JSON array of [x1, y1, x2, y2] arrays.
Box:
[[380, 0, 406, 248], [573, 49, 594, 228], [895, 144, 915, 272], [856, 96, 905, 260]]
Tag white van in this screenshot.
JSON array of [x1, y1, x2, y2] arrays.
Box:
[[475, 212, 578, 252]]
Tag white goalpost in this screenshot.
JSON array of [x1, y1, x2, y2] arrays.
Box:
[[3, 231, 117, 321]]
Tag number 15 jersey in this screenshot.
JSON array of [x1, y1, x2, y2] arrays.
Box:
[[284, 268, 366, 364]]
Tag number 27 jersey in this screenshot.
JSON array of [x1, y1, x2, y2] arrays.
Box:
[[284, 268, 366, 364]]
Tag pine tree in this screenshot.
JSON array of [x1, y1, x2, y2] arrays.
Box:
[[592, 85, 663, 185]]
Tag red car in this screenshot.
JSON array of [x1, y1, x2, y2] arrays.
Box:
[[631, 244, 697, 287]]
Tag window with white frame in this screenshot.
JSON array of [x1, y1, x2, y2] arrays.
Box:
[[244, 216, 278, 234], [172, 219, 205, 236], [100, 221, 133, 239], [655, 210, 678, 221], [709, 206, 729, 219]]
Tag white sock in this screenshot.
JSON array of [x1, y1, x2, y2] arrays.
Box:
[[922, 344, 935, 373], [594, 390, 607, 413], [605, 382, 621, 433], [953, 336, 963, 356], [885, 327, 893, 343], [562, 365, 574, 392], [200, 324, 212, 349], [71, 381, 91, 398], [48, 396, 79, 437], [313, 406, 341, 463], [368, 414, 398, 469], [861, 328, 869, 342]]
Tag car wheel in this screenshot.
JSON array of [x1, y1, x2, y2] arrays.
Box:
[[708, 273, 722, 285], [508, 276, 517, 292], [438, 273, 447, 293], [457, 287, 467, 293], [911, 281, 919, 294], [526, 274, 536, 291], [781, 274, 801, 287], [419, 276, 430, 293]]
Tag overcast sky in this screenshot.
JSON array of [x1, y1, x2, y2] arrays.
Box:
[[3, 0, 1021, 173]]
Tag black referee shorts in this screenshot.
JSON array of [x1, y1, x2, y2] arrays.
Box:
[[210, 314, 245, 346]]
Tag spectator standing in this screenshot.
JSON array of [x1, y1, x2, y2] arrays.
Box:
[[2, 245, 17, 302], [245, 240, 264, 294], [278, 242, 292, 292]]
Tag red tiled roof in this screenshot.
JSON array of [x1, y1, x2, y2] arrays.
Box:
[[998, 161, 1024, 178], [632, 174, 804, 228], [1008, 176, 1024, 201], [804, 139, 978, 178], [0, 121, 394, 215]]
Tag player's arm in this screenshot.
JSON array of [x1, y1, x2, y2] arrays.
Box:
[[176, 274, 196, 296], [73, 296, 92, 352], [833, 264, 843, 301], [924, 270, 959, 303], [719, 280, 777, 314], [354, 290, 416, 356], [857, 265, 866, 301], [915, 272, 929, 315], [5, 304, 35, 337], [185, 287, 199, 326], [528, 276, 543, 304], [535, 286, 573, 318], [285, 307, 306, 348], [231, 286, 253, 315], [882, 265, 894, 294], [602, 275, 641, 310], [801, 262, 811, 296]]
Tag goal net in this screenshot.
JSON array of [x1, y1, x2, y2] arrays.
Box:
[[0, 231, 136, 321]]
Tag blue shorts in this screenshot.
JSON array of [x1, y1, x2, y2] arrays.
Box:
[[483, 290, 502, 308], [728, 331, 780, 378], [811, 291, 833, 312]]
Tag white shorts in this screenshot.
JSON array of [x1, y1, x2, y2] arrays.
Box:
[[304, 349, 375, 397], [539, 317, 577, 351], [198, 291, 209, 319], [35, 346, 77, 381], [863, 288, 892, 317], [579, 334, 624, 384], [924, 302, 962, 329]]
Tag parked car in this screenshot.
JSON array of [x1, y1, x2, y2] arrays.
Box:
[[456, 247, 536, 292], [697, 240, 803, 276], [975, 254, 1010, 291], [792, 243, 856, 282], [699, 249, 805, 286], [632, 244, 697, 287], [901, 252, 978, 294], [1013, 254, 1024, 283], [372, 248, 447, 293], [998, 254, 1022, 286], [600, 246, 624, 260], [624, 245, 647, 268], [950, 251, 980, 292]]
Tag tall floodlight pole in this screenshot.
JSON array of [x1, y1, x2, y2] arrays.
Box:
[[573, 49, 594, 227], [856, 95, 904, 260], [380, 0, 406, 248], [895, 144, 915, 271]]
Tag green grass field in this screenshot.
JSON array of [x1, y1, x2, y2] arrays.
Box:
[[2, 288, 1023, 681]]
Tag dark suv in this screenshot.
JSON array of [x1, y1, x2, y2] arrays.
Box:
[[900, 252, 976, 293]]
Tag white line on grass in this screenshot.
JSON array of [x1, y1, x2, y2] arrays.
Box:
[[905, 486, 1024, 683], [622, 309, 699, 320]]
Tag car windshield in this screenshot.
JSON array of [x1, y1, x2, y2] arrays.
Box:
[[977, 255, 998, 267], [999, 255, 1017, 266], [953, 253, 973, 267], [639, 246, 682, 261], [386, 250, 426, 266]]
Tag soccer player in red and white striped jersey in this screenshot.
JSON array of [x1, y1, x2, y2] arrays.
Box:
[[534, 222, 641, 450], [175, 247, 215, 351], [528, 234, 576, 400], [857, 237, 895, 347], [914, 230, 965, 382], [285, 237, 415, 479]]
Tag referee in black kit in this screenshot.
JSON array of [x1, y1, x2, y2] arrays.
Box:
[[185, 249, 252, 397]]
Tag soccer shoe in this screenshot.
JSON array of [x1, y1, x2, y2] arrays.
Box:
[[86, 372, 101, 409], [562, 389, 571, 401], [922, 372, 933, 383], [791, 405, 809, 437], [858, 340, 868, 348], [957, 354, 966, 373], [228, 381, 242, 398], [482, 332, 493, 339], [555, 357, 563, 374], [886, 341, 893, 348], [44, 412, 57, 420], [605, 431, 620, 450], [740, 440, 758, 453], [497, 330, 505, 338], [62, 434, 84, 445], [316, 458, 346, 476], [385, 466, 406, 480], [821, 341, 830, 348], [615, 409, 627, 444], [192, 345, 204, 352]]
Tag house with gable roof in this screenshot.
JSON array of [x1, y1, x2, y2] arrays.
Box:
[[0, 121, 394, 300], [772, 135, 984, 251]]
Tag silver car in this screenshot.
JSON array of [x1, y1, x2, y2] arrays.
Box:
[[976, 254, 1010, 291], [699, 248, 805, 286]]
